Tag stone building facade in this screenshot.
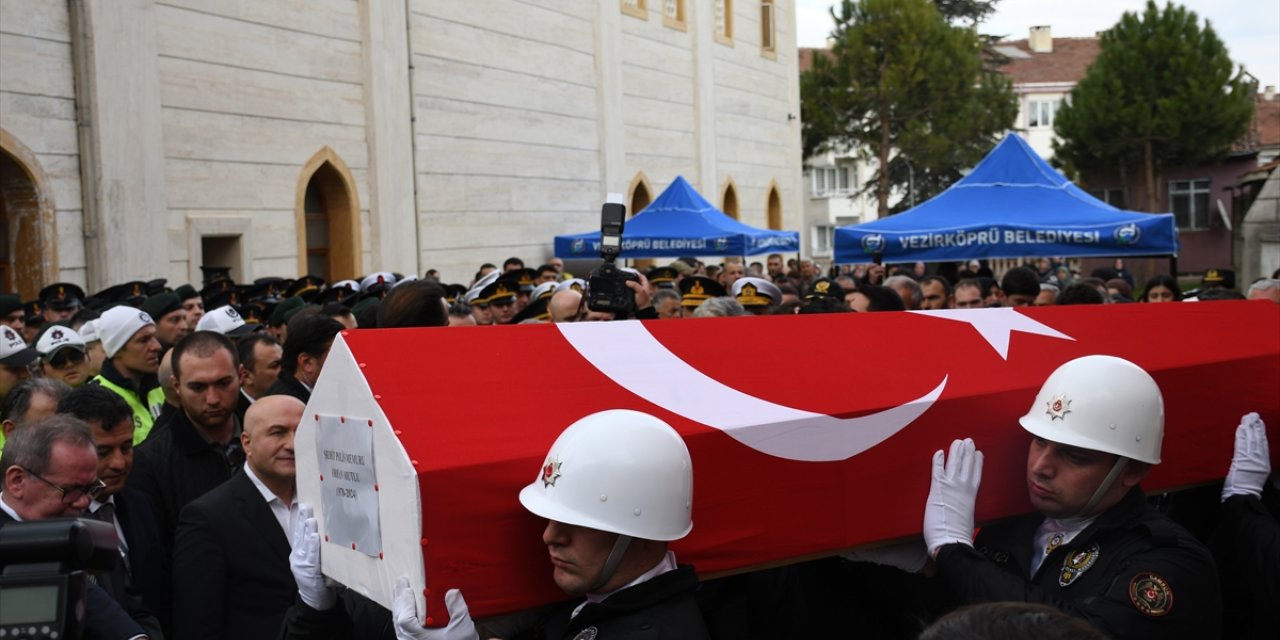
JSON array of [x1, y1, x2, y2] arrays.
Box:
[[0, 0, 803, 295]]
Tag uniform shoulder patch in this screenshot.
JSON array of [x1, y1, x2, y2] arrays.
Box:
[[1128, 572, 1173, 616]]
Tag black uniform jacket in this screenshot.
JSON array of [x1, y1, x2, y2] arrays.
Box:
[[173, 471, 296, 640], [935, 487, 1221, 640], [1213, 477, 1280, 640], [534, 564, 710, 640], [277, 565, 710, 640]]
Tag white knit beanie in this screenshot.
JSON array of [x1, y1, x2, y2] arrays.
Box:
[[99, 306, 155, 358]]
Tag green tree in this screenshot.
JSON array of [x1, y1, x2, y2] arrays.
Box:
[[1053, 1, 1254, 212], [801, 0, 1017, 216]]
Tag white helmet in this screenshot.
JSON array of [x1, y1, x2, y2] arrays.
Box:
[[518, 410, 693, 541], [1019, 355, 1164, 464]]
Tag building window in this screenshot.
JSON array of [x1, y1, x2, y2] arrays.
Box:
[[1027, 99, 1061, 128], [1087, 188, 1127, 209], [1169, 179, 1211, 230], [811, 166, 852, 197], [296, 147, 362, 282], [715, 0, 733, 44], [766, 185, 782, 230], [663, 0, 686, 29], [813, 224, 833, 255], [722, 181, 740, 219], [760, 1, 776, 56], [622, 0, 648, 19]]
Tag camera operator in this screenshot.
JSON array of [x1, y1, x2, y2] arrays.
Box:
[[1, 415, 151, 639]]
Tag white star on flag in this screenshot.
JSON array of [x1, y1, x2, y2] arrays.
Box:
[[908, 308, 1075, 360]]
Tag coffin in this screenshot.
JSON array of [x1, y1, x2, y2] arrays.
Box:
[[294, 300, 1280, 624]]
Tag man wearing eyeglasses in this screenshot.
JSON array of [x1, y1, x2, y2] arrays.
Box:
[[36, 324, 93, 388], [0, 414, 154, 639]]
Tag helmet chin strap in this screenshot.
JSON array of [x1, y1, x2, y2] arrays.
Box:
[[1074, 457, 1129, 518], [588, 534, 633, 593]]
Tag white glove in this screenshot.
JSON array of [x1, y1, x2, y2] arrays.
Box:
[[1223, 412, 1271, 501], [290, 504, 337, 611], [923, 438, 983, 557], [393, 577, 478, 640]]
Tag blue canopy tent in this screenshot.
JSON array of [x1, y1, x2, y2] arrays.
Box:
[[555, 176, 799, 258], [833, 134, 1178, 264]]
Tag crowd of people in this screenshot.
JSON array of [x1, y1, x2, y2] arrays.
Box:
[[0, 253, 1277, 640]]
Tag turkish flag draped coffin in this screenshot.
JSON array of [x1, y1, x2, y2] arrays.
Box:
[[295, 301, 1279, 622]]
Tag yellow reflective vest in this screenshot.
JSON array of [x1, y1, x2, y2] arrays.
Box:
[[92, 374, 167, 445]]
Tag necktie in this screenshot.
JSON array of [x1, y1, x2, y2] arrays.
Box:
[[94, 503, 131, 574]]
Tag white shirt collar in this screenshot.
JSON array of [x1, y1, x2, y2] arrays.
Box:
[[574, 550, 679, 616], [243, 462, 290, 505], [0, 493, 23, 521]]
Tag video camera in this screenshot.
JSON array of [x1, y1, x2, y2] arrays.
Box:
[[0, 518, 118, 640], [586, 193, 639, 314]]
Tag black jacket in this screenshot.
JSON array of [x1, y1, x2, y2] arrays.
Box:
[[267, 373, 311, 403], [535, 564, 710, 640], [278, 565, 710, 640], [1212, 476, 1280, 640], [93, 488, 171, 636], [935, 487, 1222, 640], [174, 471, 296, 640], [128, 408, 243, 553]]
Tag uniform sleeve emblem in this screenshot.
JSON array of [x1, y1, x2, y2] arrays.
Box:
[[1128, 572, 1173, 616]]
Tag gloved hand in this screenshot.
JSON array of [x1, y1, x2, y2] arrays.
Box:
[[393, 577, 478, 640], [923, 438, 983, 557], [1223, 412, 1270, 501], [290, 504, 337, 611]]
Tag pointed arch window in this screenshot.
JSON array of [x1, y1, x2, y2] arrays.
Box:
[[296, 148, 361, 281]]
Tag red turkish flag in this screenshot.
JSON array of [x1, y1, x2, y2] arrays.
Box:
[[297, 300, 1279, 621]]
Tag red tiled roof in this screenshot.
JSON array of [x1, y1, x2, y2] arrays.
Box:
[[995, 38, 1100, 85]]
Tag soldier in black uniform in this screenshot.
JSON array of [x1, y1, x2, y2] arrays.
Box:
[[923, 355, 1222, 640], [1213, 412, 1279, 639], [281, 410, 710, 640]]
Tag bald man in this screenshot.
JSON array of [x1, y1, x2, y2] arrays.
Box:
[[549, 289, 583, 323], [174, 395, 305, 640]]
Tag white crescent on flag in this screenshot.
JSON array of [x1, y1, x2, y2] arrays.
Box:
[[557, 321, 946, 462]]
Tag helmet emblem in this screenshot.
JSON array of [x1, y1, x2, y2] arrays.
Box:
[[1046, 394, 1072, 420], [541, 458, 562, 488]]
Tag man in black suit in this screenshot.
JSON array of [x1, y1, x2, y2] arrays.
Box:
[[60, 384, 171, 635], [0, 415, 150, 640], [265, 313, 343, 403], [234, 333, 283, 427], [173, 394, 306, 640]]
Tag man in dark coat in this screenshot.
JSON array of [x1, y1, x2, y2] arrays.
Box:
[[128, 331, 244, 552], [266, 313, 343, 403], [173, 394, 305, 640], [0, 415, 153, 639], [61, 384, 171, 634]]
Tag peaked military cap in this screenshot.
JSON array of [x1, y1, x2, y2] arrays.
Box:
[[39, 282, 86, 311], [678, 276, 725, 308], [732, 277, 781, 307], [804, 277, 846, 301], [284, 275, 325, 301]]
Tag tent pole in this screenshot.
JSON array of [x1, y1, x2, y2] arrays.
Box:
[[1168, 255, 1177, 278]]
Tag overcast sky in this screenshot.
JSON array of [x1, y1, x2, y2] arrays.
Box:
[[794, 0, 1280, 89]]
